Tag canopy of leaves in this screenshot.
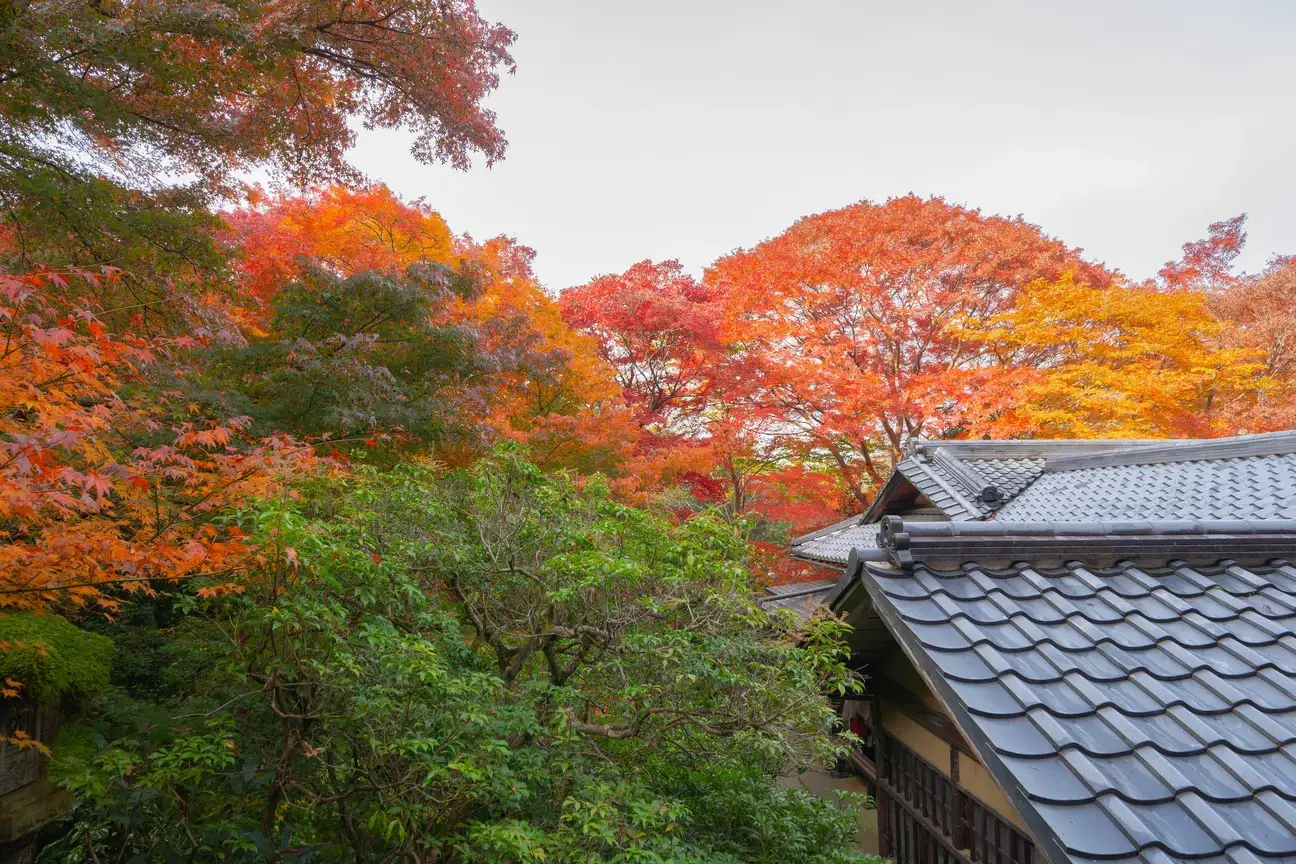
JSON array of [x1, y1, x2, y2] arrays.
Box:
[[1211, 256, 1296, 430], [0, 268, 319, 613], [210, 260, 489, 446], [0, 0, 515, 187], [45, 450, 874, 863], [561, 260, 723, 427], [704, 195, 1113, 505], [979, 274, 1266, 437]]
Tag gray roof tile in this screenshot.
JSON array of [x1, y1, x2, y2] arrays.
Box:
[[996, 454, 1296, 523], [788, 520, 881, 566], [793, 437, 1296, 573], [861, 556, 1296, 864]]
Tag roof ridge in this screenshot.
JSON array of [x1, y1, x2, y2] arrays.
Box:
[[912, 438, 1163, 459], [1043, 430, 1296, 472]]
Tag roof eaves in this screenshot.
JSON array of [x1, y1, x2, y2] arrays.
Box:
[[856, 561, 1062, 864], [789, 514, 863, 548]]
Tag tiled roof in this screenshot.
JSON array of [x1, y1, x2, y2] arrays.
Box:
[[963, 456, 1045, 499], [790, 520, 882, 566], [897, 455, 991, 521], [761, 580, 838, 616], [786, 432, 1296, 864], [861, 555, 1296, 864], [996, 454, 1296, 522], [790, 433, 1296, 569]]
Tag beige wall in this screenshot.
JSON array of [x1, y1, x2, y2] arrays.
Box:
[[877, 652, 1028, 832]]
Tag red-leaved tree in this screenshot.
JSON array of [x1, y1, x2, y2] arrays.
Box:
[[707, 195, 1112, 507]]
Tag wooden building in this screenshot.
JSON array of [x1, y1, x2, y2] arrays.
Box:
[[774, 432, 1296, 864]]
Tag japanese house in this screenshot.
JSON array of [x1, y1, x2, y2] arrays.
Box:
[[774, 431, 1296, 864]]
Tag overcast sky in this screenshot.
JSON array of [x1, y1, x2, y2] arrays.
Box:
[[348, 0, 1296, 292]]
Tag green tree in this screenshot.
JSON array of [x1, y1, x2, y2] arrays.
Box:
[[46, 449, 877, 863]]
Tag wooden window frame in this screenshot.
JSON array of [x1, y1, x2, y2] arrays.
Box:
[[877, 731, 1034, 864]]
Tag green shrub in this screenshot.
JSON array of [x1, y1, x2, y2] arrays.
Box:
[[0, 614, 113, 705]]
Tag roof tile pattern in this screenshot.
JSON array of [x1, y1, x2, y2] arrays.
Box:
[[863, 557, 1296, 864], [898, 456, 986, 520], [997, 454, 1296, 523], [761, 579, 838, 616], [790, 521, 881, 566], [964, 457, 1045, 499]]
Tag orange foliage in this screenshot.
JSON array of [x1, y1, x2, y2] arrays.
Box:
[[1211, 256, 1296, 430], [0, 268, 319, 612], [980, 274, 1266, 438], [457, 237, 626, 473], [706, 195, 1111, 507], [227, 185, 457, 313]]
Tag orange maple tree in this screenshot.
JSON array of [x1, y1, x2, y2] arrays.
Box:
[[706, 195, 1112, 508], [979, 274, 1266, 438], [1210, 256, 1296, 430], [456, 236, 629, 473], [0, 268, 319, 612], [227, 185, 459, 310]]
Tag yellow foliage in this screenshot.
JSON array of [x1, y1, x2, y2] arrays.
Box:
[[979, 274, 1268, 438]]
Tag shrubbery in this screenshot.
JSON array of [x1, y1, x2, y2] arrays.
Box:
[[44, 450, 878, 863]]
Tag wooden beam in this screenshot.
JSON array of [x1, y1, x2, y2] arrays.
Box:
[[871, 676, 975, 757]]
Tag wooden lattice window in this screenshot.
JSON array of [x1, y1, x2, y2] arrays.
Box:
[[877, 733, 1034, 864]]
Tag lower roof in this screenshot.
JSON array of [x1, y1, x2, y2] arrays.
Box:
[[861, 555, 1296, 864]]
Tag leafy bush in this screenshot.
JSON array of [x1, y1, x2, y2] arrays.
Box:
[[42, 449, 879, 863]]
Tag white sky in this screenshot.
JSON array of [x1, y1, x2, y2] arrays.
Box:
[[348, 0, 1296, 292]]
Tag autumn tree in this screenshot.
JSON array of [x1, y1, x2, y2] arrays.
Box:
[[0, 0, 520, 613], [1211, 256, 1296, 430], [1149, 214, 1296, 431], [222, 188, 623, 467], [0, 0, 516, 346], [1157, 214, 1247, 291], [459, 237, 628, 473], [0, 268, 320, 613], [707, 195, 1111, 508], [0, 0, 514, 186], [561, 260, 724, 429], [980, 274, 1266, 437], [227, 185, 459, 309]]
